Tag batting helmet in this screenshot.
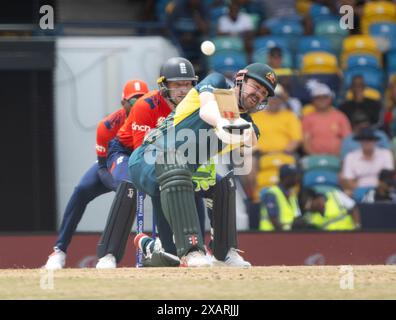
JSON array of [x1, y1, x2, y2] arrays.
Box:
[[236, 63, 277, 97]]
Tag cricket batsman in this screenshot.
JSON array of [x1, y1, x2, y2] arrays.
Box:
[[129, 63, 278, 267]]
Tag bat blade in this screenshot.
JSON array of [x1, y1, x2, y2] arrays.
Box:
[[213, 88, 240, 121]]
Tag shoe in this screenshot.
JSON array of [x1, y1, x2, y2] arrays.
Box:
[[212, 248, 251, 268], [44, 247, 66, 270], [134, 233, 162, 258], [135, 233, 180, 267], [180, 250, 212, 267], [96, 254, 116, 269]]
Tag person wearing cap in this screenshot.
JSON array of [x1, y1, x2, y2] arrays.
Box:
[[341, 127, 395, 196], [362, 169, 396, 203], [302, 82, 351, 156], [259, 164, 302, 231], [297, 187, 361, 231], [340, 111, 390, 160], [44, 79, 149, 270]]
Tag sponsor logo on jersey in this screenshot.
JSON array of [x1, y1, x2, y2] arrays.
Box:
[[131, 122, 151, 132]]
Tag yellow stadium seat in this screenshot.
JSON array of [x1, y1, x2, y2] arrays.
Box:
[[361, 2, 396, 33], [301, 51, 339, 74], [345, 87, 381, 101], [254, 168, 280, 201], [296, 0, 312, 16], [259, 153, 296, 171], [341, 35, 381, 68]]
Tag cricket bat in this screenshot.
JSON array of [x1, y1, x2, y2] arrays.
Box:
[[213, 88, 250, 133]]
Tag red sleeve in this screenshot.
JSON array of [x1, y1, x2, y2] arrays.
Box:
[[96, 108, 126, 157], [130, 100, 157, 150]]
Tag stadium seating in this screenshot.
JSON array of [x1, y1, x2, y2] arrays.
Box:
[[252, 36, 293, 68], [300, 51, 338, 74], [343, 66, 384, 92], [302, 169, 339, 188], [309, 4, 335, 25], [211, 36, 244, 52], [296, 0, 312, 16], [361, 1, 396, 34], [345, 54, 381, 69], [268, 18, 304, 51], [315, 19, 349, 54], [296, 36, 333, 68], [254, 36, 291, 51], [352, 186, 375, 202], [208, 51, 247, 74], [387, 51, 396, 75], [301, 155, 341, 172], [312, 185, 339, 194], [259, 153, 296, 171], [341, 35, 381, 69], [369, 22, 396, 47]]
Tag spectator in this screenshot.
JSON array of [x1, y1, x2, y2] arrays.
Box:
[[296, 187, 361, 230], [259, 164, 301, 231], [267, 47, 283, 69], [302, 82, 351, 155], [362, 169, 396, 203], [339, 75, 383, 127], [252, 84, 302, 155], [341, 127, 395, 195], [384, 74, 396, 137], [217, 0, 254, 61], [340, 111, 390, 160]]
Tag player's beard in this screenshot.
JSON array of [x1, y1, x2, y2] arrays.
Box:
[[240, 92, 260, 113]]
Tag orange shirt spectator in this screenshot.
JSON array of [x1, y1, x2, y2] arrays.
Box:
[[302, 82, 351, 155]]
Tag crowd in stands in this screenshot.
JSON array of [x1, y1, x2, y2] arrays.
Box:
[[151, 0, 396, 231]]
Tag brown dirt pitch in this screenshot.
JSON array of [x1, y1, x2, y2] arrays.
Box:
[[0, 266, 395, 299]]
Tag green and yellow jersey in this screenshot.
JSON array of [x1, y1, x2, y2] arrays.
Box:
[[141, 72, 259, 170]]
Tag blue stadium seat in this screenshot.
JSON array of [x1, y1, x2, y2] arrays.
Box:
[[344, 67, 384, 91], [271, 20, 304, 36], [211, 36, 244, 52], [209, 51, 248, 74], [254, 36, 291, 51], [301, 155, 341, 172], [315, 19, 349, 54], [387, 51, 396, 75], [369, 22, 396, 43], [296, 36, 333, 68], [352, 186, 375, 202], [346, 55, 380, 69], [309, 3, 332, 24], [303, 169, 339, 188]]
